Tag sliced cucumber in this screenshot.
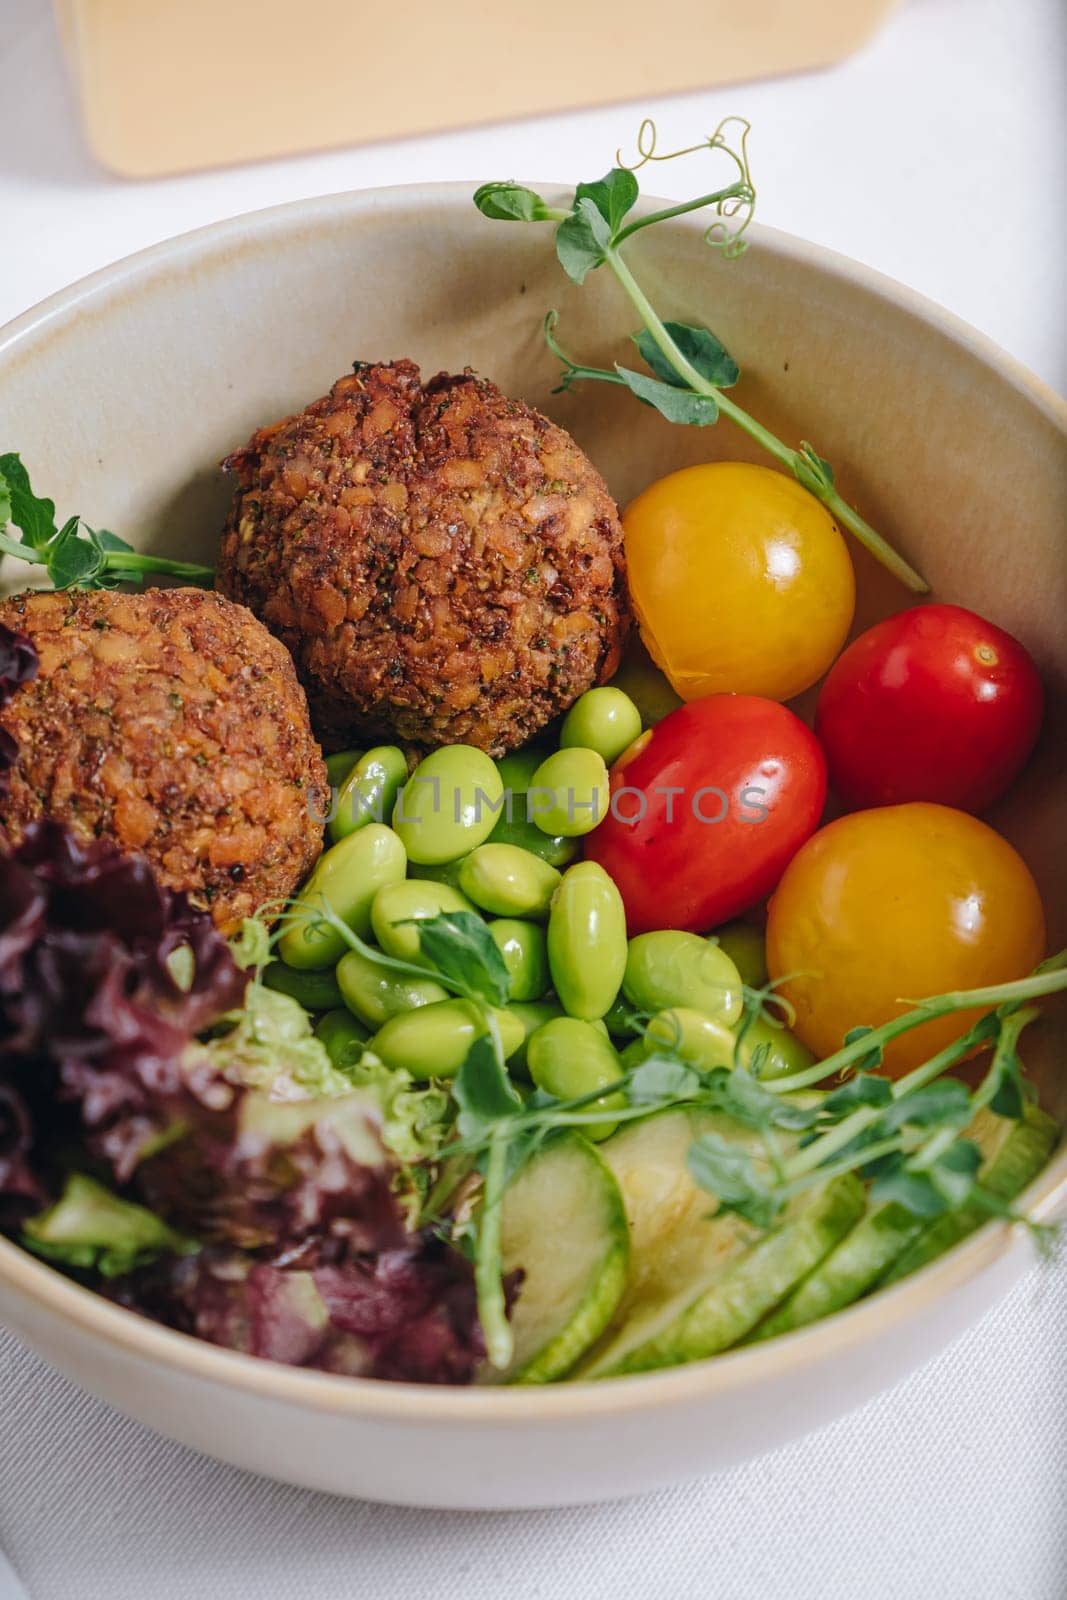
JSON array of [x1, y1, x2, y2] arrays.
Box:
[[590, 1174, 865, 1377], [879, 1100, 1059, 1287], [486, 1133, 629, 1384], [573, 1106, 855, 1378], [747, 1199, 925, 1342], [750, 1100, 1060, 1340]]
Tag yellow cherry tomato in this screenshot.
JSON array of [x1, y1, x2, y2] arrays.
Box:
[[623, 461, 855, 702], [765, 803, 1046, 1076]]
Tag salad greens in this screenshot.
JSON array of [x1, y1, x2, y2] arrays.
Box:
[[0, 451, 214, 591], [474, 118, 928, 593]]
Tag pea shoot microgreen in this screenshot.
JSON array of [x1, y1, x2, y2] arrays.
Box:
[[0, 452, 214, 591], [474, 119, 929, 593]]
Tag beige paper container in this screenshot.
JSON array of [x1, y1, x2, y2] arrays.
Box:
[[55, 0, 900, 178]]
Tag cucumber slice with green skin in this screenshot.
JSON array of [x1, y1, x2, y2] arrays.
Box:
[[751, 1100, 1060, 1340], [879, 1100, 1059, 1288], [574, 1106, 821, 1379], [485, 1132, 629, 1384], [589, 1173, 865, 1377]]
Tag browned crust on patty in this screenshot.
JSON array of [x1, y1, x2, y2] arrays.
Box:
[[216, 361, 630, 755], [0, 587, 326, 932]]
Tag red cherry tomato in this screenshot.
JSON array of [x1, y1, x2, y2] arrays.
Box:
[[815, 604, 1043, 813], [584, 695, 827, 935]]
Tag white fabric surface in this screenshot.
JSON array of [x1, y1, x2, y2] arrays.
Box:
[[1, 0, 1065, 1595], [2, 1249, 1065, 1600]]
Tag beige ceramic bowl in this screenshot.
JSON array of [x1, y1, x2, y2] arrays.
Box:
[[0, 186, 1064, 1508]]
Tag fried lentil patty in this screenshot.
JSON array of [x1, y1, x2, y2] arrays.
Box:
[[0, 587, 326, 932], [216, 361, 630, 755]]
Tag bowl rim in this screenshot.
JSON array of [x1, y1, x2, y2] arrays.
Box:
[[1, 180, 1064, 1423]]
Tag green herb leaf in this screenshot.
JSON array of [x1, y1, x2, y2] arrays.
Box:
[[409, 911, 512, 1007], [820, 1071, 894, 1119], [473, 182, 555, 223], [629, 1055, 702, 1104], [615, 367, 720, 425], [555, 199, 612, 285], [634, 323, 739, 389], [89, 526, 136, 554], [705, 1066, 817, 1132], [48, 528, 106, 590], [877, 1078, 973, 1135], [574, 168, 639, 233], [686, 1130, 780, 1227], [870, 1139, 982, 1217], [453, 1034, 523, 1144], [0, 452, 57, 549]]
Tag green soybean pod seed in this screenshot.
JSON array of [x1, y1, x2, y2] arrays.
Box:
[[736, 1011, 816, 1081], [262, 960, 344, 1013], [495, 746, 550, 794], [644, 1007, 737, 1073], [335, 947, 449, 1029], [486, 810, 580, 868], [602, 993, 638, 1039], [560, 687, 643, 767], [713, 921, 769, 992], [370, 879, 476, 965], [618, 1037, 648, 1072], [489, 919, 551, 1002], [371, 1000, 523, 1080], [622, 931, 744, 1026], [324, 749, 362, 787], [329, 745, 409, 843], [526, 1017, 626, 1141], [528, 748, 610, 839], [407, 857, 470, 891], [547, 860, 628, 1021], [278, 824, 407, 970], [505, 999, 565, 1078], [393, 745, 504, 865], [315, 1007, 370, 1068], [458, 843, 561, 920]]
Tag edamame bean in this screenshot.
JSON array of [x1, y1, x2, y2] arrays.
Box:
[[407, 857, 470, 891], [547, 861, 628, 1020], [370, 879, 476, 965], [489, 919, 550, 1002], [644, 1007, 736, 1073], [560, 687, 643, 766], [336, 947, 449, 1029], [262, 960, 344, 1013], [495, 747, 550, 794], [458, 843, 561, 920], [623, 932, 743, 1025], [603, 993, 638, 1038], [393, 745, 503, 865], [325, 749, 362, 787], [278, 824, 407, 970], [486, 811, 580, 868], [371, 999, 523, 1080], [713, 921, 769, 992], [619, 1038, 647, 1072], [736, 1012, 816, 1081], [528, 748, 610, 838], [329, 745, 408, 843], [489, 746, 581, 864], [315, 1007, 370, 1068], [505, 999, 564, 1077], [526, 1017, 626, 1140]]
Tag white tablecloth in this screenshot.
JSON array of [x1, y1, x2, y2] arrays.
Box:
[[1, 1, 1065, 1595]]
